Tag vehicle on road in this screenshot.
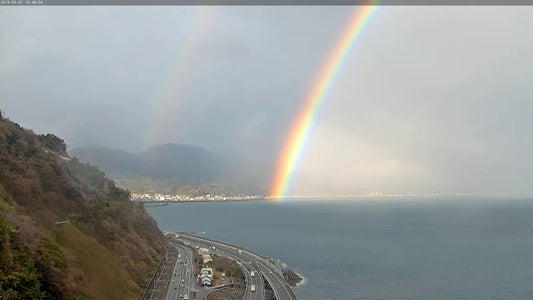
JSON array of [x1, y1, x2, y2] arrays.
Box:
[[250, 271, 255, 277], [251, 284, 256, 292]]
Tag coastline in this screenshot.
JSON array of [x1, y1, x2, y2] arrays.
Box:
[[286, 269, 305, 287], [174, 233, 299, 299], [136, 197, 268, 205], [295, 272, 306, 287]]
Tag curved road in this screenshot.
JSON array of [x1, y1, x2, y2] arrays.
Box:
[[176, 233, 297, 300], [166, 243, 194, 300], [231, 255, 264, 300], [179, 238, 265, 300]]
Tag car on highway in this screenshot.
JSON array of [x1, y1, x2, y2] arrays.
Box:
[[251, 284, 256, 292]]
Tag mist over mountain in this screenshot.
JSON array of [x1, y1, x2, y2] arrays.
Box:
[[70, 144, 269, 195], [3, 7, 532, 197], [70, 144, 220, 182]]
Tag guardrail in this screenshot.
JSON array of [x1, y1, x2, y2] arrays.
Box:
[[177, 233, 297, 300], [141, 245, 168, 300], [177, 234, 265, 299], [177, 233, 275, 267], [202, 284, 233, 300]]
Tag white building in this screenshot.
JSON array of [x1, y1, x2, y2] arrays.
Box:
[[199, 268, 213, 286], [202, 253, 213, 263], [198, 248, 210, 255]]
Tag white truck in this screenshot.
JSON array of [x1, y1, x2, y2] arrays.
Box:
[[251, 284, 256, 292], [250, 271, 255, 277]]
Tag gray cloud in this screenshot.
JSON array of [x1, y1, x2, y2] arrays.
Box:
[[1, 6, 532, 196]]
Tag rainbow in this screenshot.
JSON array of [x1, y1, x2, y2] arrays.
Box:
[[270, 5, 380, 200], [146, 7, 220, 149]]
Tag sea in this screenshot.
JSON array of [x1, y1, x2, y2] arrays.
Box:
[[145, 197, 533, 300]]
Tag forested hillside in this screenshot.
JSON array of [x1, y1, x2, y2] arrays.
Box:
[[0, 112, 167, 299]]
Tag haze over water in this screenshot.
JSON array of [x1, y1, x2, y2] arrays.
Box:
[[146, 197, 533, 300]]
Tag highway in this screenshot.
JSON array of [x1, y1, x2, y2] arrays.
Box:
[[175, 233, 297, 300], [165, 243, 195, 300], [234, 254, 265, 300], [179, 238, 265, 300]]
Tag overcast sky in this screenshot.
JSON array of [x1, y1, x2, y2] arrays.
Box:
[[1, 6, 532, 196]]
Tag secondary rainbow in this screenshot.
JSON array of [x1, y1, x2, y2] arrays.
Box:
[[146, 7, 220, 149], [270, 5, 380, 200]]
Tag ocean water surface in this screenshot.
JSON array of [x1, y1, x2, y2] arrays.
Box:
[[145, 197, 533, 299]]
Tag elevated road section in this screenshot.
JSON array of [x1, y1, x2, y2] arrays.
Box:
[[178, 237, 265, 300], [175, 233, 297, 300]]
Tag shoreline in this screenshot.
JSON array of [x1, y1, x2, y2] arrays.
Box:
[[174, 233, 298, 299], [285, 268, 305, 287], [136, 197, 268, 205], [294, 272, 306, 287]]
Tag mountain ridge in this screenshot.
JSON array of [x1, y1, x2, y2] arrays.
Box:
[[0, 112, 166, 299], [69, 143, 270, 196], [70, 143, 223, 183]]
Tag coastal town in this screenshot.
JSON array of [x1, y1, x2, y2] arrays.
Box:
[[130, 192, 264, 202]]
